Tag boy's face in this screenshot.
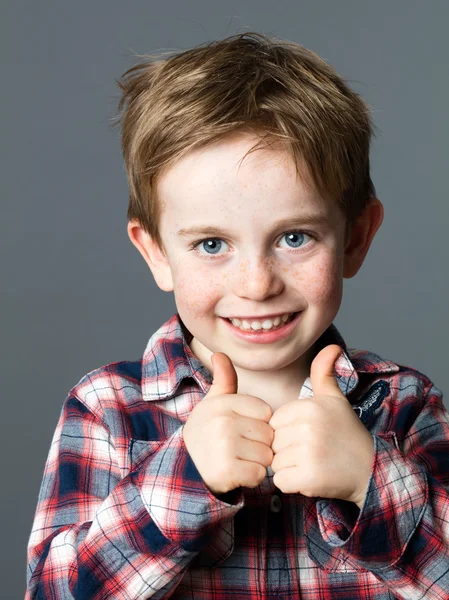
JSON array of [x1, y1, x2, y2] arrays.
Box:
[[128, 133, 383, 380]]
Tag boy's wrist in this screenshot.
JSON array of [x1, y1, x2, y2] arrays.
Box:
[[351, 462, 373, 509]]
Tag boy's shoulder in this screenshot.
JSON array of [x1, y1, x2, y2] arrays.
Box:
[[316, 322, 442, 401], [348, 345, 440, 394], [345, 346, 444, 434], [65, 312, 211, 422], [312, 324, 444, 433], [64, 315, 444, 439]]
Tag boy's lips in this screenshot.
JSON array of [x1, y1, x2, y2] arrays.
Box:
[[223, 311, 297, 320], [220, 311, 302, 344]]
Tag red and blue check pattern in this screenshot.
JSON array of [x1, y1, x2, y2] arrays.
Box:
[[26, 313, 449, 599]]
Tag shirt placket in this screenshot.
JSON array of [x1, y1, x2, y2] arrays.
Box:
[[263, 466, 302, 600]]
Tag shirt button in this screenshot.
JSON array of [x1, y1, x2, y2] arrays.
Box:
[[270, 494, 282, 513]]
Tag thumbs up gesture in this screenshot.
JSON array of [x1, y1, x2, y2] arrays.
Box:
[[182, 352, 275, 496], [269, 344, 374, 508]]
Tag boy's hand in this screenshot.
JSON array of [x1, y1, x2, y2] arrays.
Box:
[[269, 344, 374, 509], [182, 352, 275, 496]]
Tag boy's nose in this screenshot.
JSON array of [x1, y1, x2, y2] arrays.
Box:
[[231, 260, 284, 300]]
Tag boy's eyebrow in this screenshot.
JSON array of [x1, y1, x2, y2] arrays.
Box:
[[177, 213, 329, 238]]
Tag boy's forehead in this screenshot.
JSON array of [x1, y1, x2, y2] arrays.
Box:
[[159, 134, 307, 190], [157, 134, 333, 224]]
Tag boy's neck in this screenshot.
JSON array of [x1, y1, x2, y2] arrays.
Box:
[[189, 336, 316, 411]]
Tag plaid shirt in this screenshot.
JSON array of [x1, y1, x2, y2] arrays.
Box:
[[26, 312, 449, 599]]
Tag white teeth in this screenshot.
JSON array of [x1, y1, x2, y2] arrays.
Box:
[[228, 312, 295, 332]]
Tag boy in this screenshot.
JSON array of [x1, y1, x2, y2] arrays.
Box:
[[26, 32, 449, 599]]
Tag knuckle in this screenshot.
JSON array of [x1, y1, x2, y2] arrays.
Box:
[[265, 424, 275, 445], [263, 404, 273, 422], [265, 446, 274, 466], [259, 463, 268, 481], [214, 414, 235, 434], [299, 469, 319, 498], [254, 399, 273, 422], [303, 401, 324, 420], [215, 459, 232, 483], [254, 442, 273, 467], [209, 395, 229, 417], [246, 463, 266, 488], [296, 420, 316, 440], [255, 463, 267, 484]]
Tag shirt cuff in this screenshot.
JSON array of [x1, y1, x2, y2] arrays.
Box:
[[137, 426, 245, 552], [304, 431, 429, 572]]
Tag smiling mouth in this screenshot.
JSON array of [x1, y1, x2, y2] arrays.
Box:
[[224, 311, 300, 333]]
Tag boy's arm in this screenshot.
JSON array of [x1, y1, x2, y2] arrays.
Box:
[[304, 381, 449, 599], [25, 394, 245, 600]]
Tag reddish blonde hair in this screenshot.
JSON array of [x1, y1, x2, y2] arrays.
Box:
[[111, 32, 377, 252]]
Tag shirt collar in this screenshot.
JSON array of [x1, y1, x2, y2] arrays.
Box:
[[141, 312, 399, 402]]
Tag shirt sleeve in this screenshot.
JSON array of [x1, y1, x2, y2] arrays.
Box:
[[303, 381, 449, 599], [25, 394, 245, 599]]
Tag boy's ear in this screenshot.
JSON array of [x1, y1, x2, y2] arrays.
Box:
[[127, 220, 174, 292], [343, 197, 384, 279]]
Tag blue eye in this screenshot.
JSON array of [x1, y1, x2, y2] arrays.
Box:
[[192, 238, 227, 255], [189, 230, 315, 257], [279, 231, 313, 249]]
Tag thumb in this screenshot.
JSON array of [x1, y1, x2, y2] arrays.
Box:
[[310, 344, 344, 399], [208, 352, 238, 397]]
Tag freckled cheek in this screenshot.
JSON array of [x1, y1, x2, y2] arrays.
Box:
[[173, 264, 225, 318], [291, 255, 342, 304]]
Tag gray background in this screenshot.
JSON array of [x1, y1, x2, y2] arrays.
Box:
[[2, 1, 448, 597]]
